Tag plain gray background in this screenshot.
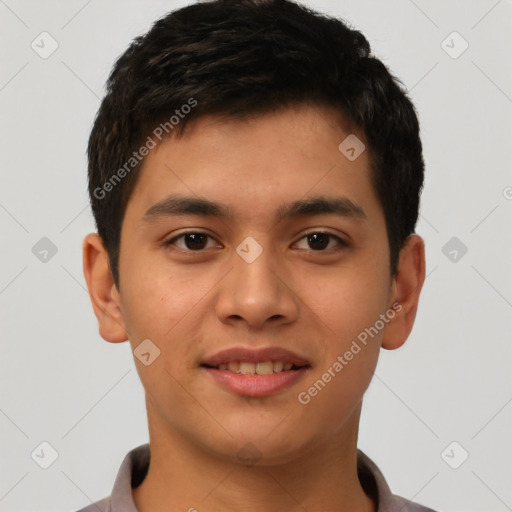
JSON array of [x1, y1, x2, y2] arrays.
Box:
[[1, 1, 511, 511]]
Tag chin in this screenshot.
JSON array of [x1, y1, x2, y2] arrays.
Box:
[[205, 419, 316, 467]]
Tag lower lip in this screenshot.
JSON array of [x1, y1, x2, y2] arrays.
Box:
[[203, 367, 308, 397]]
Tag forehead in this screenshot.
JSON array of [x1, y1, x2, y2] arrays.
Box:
[[124, 105, 382, 228]]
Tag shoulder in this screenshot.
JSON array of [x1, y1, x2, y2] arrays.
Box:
[[390, 494, 438, 512], [72, 444, 149, 512], [73, 496, 110, 512], [356, 449, 438, 512]]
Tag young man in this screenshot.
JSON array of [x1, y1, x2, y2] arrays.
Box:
[[80, 0, 433, 510]]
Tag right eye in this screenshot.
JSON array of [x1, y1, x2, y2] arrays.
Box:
[[164, 231, 221, 252]]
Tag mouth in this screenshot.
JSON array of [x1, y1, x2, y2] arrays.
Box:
[[201, 347, 311, 397]]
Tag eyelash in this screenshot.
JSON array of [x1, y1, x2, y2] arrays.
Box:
[[163, 230, 348, 254]]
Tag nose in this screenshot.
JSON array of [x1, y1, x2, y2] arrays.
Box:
[[214, 240, 300, 331]]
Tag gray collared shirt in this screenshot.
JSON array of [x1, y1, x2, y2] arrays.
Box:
[[75, 444, 437, 512]]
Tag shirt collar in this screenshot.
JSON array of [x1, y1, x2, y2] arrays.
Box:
[[109, 443, 397, 512], [110, 444, 149, 512]]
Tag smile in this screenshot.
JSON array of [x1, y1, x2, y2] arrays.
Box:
[[201, 347, 311, 397]]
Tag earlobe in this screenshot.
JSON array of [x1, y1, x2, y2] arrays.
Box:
[[82, 233, 128, 343], [381, 234, 426, 351]]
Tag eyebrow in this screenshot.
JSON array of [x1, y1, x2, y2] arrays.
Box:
[[142, 194, 367, 224]]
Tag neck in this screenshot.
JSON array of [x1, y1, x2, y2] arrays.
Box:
[[133, 400, 375, 512]]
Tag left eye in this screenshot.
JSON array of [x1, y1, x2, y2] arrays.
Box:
[[294, 232, 345, 251]]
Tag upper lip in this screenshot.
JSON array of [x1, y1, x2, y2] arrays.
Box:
[[201, 347, 310, 367]]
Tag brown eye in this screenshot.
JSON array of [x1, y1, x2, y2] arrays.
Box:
[[294, 232, 346, 251], [166, 232, 218, 251], [185, 233, 208, 250], [307, 233, 330, 250]]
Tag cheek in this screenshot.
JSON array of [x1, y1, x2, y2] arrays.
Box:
[[303, 263, 390, 351], [120, 266, 206, 409], [120, 260, 217, 361], [121, 257, 182, 325], [296, 299, 383, 434], [295, 261, 389, 429]]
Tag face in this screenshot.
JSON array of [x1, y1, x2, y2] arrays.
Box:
[[106, 105, 402, 464]]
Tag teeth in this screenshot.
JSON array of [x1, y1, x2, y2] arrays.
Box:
[[228, 361, 239, 373], [239, 362, 256, 375], [256, 361, 274, 375], [215, 360, 299, 374], [273, 361, 284, 372]]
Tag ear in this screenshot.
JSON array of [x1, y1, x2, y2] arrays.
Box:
[[82, 233, 128, 343], [381, 234, 426, 351]]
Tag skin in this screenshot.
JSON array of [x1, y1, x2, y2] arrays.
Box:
[[83, 104, 425, 512]]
